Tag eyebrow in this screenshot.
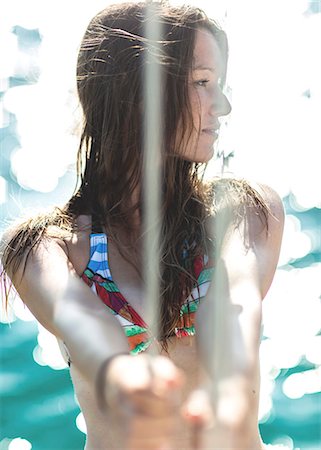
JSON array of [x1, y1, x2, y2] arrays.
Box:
[[192, 65, 216, 72]]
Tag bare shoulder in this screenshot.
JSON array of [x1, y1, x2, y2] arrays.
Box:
[[242, 180, 285, 297], [63, 214, 91, 276], [248, 180, 285, 224], [209, 177, 285, 298], [0, 218, 69, 279], [210, 176, 285, 237], [1, 213, 91, 282], [3, 226, 95, 335]]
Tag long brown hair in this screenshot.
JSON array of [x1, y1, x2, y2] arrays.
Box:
[[1, 2, 267, 348]]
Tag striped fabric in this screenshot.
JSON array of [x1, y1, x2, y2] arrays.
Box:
[[81, 233, 214, 354]]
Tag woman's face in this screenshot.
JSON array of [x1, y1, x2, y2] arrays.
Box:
[[177, 28, 231, 163]]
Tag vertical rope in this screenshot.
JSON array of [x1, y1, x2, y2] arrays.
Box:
[[143, 1, 163, 351], [143, 2, 235, 436], [207, 199, 233, 404]]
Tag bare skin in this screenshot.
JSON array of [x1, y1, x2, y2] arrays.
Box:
[[62, 215, 205, 449], [56, 181, 281, 450], [6, 181, 283, 449]]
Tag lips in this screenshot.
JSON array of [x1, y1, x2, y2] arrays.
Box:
[[202, 123, 220, 134], [202, 128, 219, 135]]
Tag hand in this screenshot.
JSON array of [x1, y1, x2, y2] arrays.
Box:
[[182, 376, 260, 450], [181, 387, 215, 450], [102, 353, 184, 449]]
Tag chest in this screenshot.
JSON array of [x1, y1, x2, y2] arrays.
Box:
[[67, 230, 146, 320], [67, 228, 213, 355]]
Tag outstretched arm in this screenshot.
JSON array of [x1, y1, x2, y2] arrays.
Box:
[[190, 183, 284, 448], [2, 236, 184, 449], [4, 237, 129, 384]]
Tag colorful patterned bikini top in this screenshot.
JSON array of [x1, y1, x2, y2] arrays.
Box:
[[81, 232, 214, 355]]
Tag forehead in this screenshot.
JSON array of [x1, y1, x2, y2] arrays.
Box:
[[192, 28, 223, 74]]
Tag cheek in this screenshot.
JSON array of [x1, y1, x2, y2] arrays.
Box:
[[173, 115, 198, 158], [189, 93, 202, 128], [173, 89, 205, 154]]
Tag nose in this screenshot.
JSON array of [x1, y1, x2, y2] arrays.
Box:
[[210, 90, 231, 118]]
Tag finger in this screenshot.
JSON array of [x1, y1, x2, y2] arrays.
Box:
[[191, 423, 202, 450], [108, 354, 153, 391], [104, 355, 153, 411], [182, 389, 215, 450], [123, 389, 178, 417], [105, 355, 184, 416], [181, 389, 215, 428], [149, 355, 185, 393]]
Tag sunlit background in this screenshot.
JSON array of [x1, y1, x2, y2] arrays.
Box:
[[1, 1, 321, 449]]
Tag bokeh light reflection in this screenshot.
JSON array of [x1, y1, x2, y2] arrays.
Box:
[[76, 412, 87, 435], [282, 368, 321, 399], [33, 324, 67, 370], [7, 438, 32, 450]]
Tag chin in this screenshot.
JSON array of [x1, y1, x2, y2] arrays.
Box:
[[176, 144, 214, 164], [196, 147, 214, 164], [182, 155, 212, 164]]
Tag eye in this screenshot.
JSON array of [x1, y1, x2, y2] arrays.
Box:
[[194, 79, 209, 87]]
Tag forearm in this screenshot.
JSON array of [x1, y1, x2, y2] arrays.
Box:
[[57, 300, 129, 384], [9, 240, 129, 386], [197, 276, 262, 376], [196, 263, 262, 447]]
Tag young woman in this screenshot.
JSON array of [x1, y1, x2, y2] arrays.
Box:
[[1, 2, 284, 449]]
